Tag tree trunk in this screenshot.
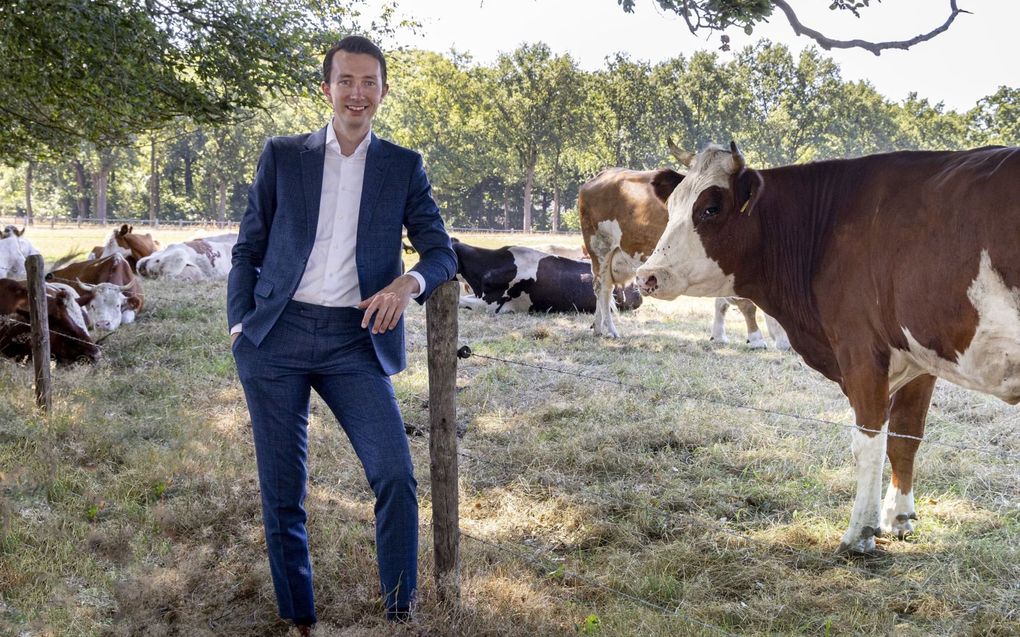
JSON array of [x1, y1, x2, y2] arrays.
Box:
[[72, 160, 91, 219], [149, 136, 160, 225], [25, 162, 34, 225], [94, 147, 115, 224], [93, 168, 109, 224], [502, 187, 510, 230], [552, 180, 560, 233], [217, 181, 227, 224], [522, 154, 536, 233], [184, 153, 194, 197]]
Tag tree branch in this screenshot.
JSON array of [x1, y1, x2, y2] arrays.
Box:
[[771, 0, 970, 56]]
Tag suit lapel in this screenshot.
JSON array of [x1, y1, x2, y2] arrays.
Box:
[[300, 126, 327, 249], [358, 133, 390, 235]]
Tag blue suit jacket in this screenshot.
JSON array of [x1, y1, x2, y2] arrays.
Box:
[[227, 128, 457, 375]]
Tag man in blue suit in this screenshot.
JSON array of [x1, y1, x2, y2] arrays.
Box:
[[227, 35, 456, 633]]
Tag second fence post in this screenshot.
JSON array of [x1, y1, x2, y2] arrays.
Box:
[[426, 280, 460, 603]]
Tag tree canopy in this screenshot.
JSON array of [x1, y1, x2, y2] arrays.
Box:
[[0, 0, 369, 163]]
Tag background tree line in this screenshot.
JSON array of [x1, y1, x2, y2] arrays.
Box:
[[1, 40, 1016, 231]]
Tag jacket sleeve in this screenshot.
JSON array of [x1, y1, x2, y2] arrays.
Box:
[[227, 138, 277, 329], [404, 153, 457, 303]]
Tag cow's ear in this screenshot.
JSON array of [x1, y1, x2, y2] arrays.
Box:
[[124, 296, 142, 311], [76, 291, 94, 306], [733, 168, 764, 216], [651, 169, 684, 203]]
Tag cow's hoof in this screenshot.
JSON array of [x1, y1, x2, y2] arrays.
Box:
[[710, 335, 729, 345], [746, 338, 767, 350], [774, 337, 792, 351], [881, 512, 917, 540], [837, 526, 880, 554]]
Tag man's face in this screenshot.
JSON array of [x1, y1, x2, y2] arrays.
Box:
[[322, 51, 388, 132]]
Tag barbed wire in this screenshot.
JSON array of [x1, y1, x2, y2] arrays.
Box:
[[1, 315, 106, 351], [457, 346, 1020, 463], [459, 529, 741, 637]]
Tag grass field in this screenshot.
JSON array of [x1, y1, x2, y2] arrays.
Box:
[[1, 228, 1018, 636]]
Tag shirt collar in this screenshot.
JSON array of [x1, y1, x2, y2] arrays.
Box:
[[326, 119, 371, 159]]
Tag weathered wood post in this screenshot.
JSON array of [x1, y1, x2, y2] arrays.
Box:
[[25, 254, 51, 411], [426, 279, 460, 602]]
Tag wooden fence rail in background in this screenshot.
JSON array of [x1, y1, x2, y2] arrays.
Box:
[[426, 280, 460, 603], [25, 254, 51, 411]]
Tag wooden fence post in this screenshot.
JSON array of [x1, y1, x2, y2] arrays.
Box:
[[25, 254, 51, 412], [426, 280, 460, 603]]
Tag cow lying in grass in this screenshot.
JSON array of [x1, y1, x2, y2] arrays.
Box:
[[0, 278, 99, 363], [137, 235, 236, 281], [453, 239, 642, 314], [48, 253, 142, 331]]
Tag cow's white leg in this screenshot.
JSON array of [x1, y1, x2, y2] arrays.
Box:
[[746, 329, 767, 349], [765, 314, 791, 351], [839, 425, 887, 553], [881, 374, 934, 540], [593, 260, 619, 338], [881, 484, 916, 539], [121, 309, 136, 324], [711, 297, 729, 344], [734, 297, 767, 349]]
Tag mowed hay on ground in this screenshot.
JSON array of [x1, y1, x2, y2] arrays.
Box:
[[0, 229, 1017, 636]]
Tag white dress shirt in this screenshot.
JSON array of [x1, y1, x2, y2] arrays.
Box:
[[231, 122, 423, 335]]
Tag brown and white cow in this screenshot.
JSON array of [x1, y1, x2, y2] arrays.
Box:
[[137, 234, 236, 281], [579, 166, 788, 349], [636, 142, 1020, 553], [0, 278, 99, 363], [91, 224, 160, 272], [48, 253, 142, 331]]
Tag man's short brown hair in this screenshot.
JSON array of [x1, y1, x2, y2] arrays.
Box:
[[322, 35, 387, 84]]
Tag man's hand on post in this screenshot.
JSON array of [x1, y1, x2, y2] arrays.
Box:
[[231, 332, 240, 346], [358, 274, 420, 334]]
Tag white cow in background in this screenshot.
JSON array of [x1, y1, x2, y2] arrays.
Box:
[[137, 235, 236, 281], [0, 226, 41, 279]]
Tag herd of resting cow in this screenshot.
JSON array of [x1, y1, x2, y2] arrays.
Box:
[[1, 141, 1017, 554]]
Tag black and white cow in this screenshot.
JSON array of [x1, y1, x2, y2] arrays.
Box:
[[453, 240, 642, 314]]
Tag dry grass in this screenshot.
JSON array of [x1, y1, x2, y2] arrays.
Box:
[[1, 229, 1018, 636]]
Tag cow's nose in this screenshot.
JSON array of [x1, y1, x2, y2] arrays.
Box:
[[638, 274, 658, 295]]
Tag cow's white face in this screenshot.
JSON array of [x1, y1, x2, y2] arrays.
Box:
[[138, 247, 202, 280], [636, 145, 739, 300], [86, 283, 129, 331]]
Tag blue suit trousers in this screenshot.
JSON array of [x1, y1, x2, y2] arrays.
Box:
[[232, 300, 418, 623]]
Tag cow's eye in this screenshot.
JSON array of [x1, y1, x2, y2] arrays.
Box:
[[704, 206, 720, 216]]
